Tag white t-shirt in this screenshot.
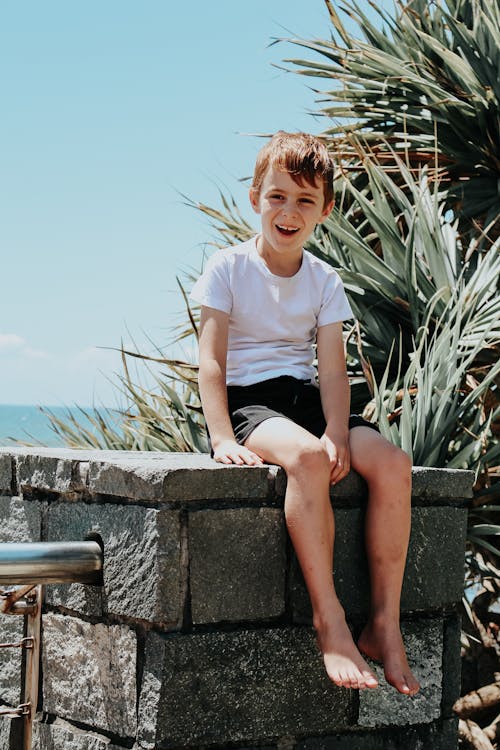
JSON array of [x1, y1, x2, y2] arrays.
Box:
[[190, 236, 353, 386]]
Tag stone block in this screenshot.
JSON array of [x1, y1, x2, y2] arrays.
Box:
[[0, 719, 10, 750], [410, 466, 473, 501], [0, 495, 41, 544], [297, 717, 459, 749], [46, 502, 183, 626], [42, 613, 136, 737], [15, 453, 87, 494], [88, 452, 273, 502], [0, 455, 12, 494], [137, 631, 164, 750], [291, 507, 468, 622], [442, 613, 462, 717], [358, 618, 443, 727], [189, 507, 286, 623], [138, 627, 356, 748], [0, 615, 24, 705], [401, 508, 468, 611], [0, 716, 23, 750], [34, 718, 123, 749]]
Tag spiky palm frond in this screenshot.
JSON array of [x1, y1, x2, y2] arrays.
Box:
[[44, 345, 207, 453], [368, 288, 499, 470], [282, 0, 499, 234]]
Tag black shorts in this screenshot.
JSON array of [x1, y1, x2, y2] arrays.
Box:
[[219, 375, 378, 447]]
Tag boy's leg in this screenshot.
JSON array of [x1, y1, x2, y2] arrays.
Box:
[[349, 426, 420, 695], [244, 416, 378, 690]]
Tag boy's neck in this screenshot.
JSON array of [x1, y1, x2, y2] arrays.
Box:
[[255, 235, 303, 278]]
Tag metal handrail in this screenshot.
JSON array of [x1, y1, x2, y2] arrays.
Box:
[[0, 541, 102, 585], [0, 541, 104, 750]]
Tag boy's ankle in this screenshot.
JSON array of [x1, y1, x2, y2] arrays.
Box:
[[313, 601, 346, 632], [366, 609, 401, 630]]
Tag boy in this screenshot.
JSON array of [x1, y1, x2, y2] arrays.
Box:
[[191, 131, 420, 695]]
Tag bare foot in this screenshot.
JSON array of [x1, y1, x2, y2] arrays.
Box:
[[357, 618, 420, 696], [315, 609, 379, 690]]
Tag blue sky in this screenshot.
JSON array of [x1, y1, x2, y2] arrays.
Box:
[[1, 1, 374, 407]]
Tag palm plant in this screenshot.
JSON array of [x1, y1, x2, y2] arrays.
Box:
[[282, 0, 499, 239]]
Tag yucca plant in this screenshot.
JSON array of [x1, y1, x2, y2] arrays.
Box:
[[283, 0, 500, 238], [44, 343, 207, 453]]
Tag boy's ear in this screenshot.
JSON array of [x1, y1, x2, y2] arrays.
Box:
[[249, 187, 261, 214], [319, 199, 335, 222]]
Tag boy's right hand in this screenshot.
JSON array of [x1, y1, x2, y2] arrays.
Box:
[[212, 439, 264, 466]]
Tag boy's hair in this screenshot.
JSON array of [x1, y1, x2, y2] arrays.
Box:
[[252, 131, 335, 208]]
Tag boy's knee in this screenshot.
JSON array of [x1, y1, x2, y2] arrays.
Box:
[[374, 444, 412, 485], [287, 438, 330, 476], [391, 446, 412, 475]]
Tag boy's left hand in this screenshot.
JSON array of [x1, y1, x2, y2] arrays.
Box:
[[320, 432, 350, 485]]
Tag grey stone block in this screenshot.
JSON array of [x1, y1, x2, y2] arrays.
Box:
[[42, 613, 137, 737], [0, 456, 12, 494], [410, 466, 473, 501], [0, 719, 9, 750], [16, 453, 87, 494], [401, 508, 468, 611], [34, 718, 123, 749], [189, 507, 286, 623], [88, 452, 273, 502], [358, 618, 443, 727], [0, 615, 23, 705], [138, 627, 356, 747], [137, 630, 164, 750], [297, 717, 459, 749], [1, 447, 474, 505], [0, 495, 41, 544], [46, 502, 183, 626], [291, 507, 468, 622], [401, 508, 467, 610], [442, 614, 462, 717], [0, 716, 23, 750]]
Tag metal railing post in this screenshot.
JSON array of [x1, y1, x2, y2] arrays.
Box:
[[0, 542, 103, 750]]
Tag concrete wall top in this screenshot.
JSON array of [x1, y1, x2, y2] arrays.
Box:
[[0, 447, 474, 506]]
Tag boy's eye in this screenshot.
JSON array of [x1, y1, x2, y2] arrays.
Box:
[[270, 193, 284, 200], [300, 198, 315, 204]]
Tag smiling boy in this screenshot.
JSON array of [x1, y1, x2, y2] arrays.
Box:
[[190, 131, 420, 695]]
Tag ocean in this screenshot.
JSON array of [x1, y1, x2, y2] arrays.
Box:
[[0, 404, 100, 447]]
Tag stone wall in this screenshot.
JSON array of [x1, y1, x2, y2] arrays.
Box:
[[0, 448, 473, 749]]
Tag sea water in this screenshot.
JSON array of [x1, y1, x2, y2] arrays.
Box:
[[0, 404, 99, 447]]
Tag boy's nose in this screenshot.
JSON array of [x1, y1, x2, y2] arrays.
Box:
[[283, 201, 298, 216]]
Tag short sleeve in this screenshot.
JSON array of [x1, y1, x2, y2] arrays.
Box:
[[317, 271, 353, 327], [189, 251, 233, 314]]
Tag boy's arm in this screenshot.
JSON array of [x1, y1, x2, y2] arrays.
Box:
[[316, 321, 351, 485], [198, 305, 263, 465]]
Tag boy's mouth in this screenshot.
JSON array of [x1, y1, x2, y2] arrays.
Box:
[[276, 224, 300, 236]]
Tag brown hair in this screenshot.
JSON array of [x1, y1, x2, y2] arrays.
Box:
[[251, 131, 335, 208]]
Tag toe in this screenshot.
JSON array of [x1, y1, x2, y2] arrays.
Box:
[[348, 674, 361, 690], [386, 669, 417, 695], [361, 669, 378, 688]]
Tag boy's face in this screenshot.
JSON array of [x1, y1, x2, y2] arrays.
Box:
[[249, 165, 333, 261]]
